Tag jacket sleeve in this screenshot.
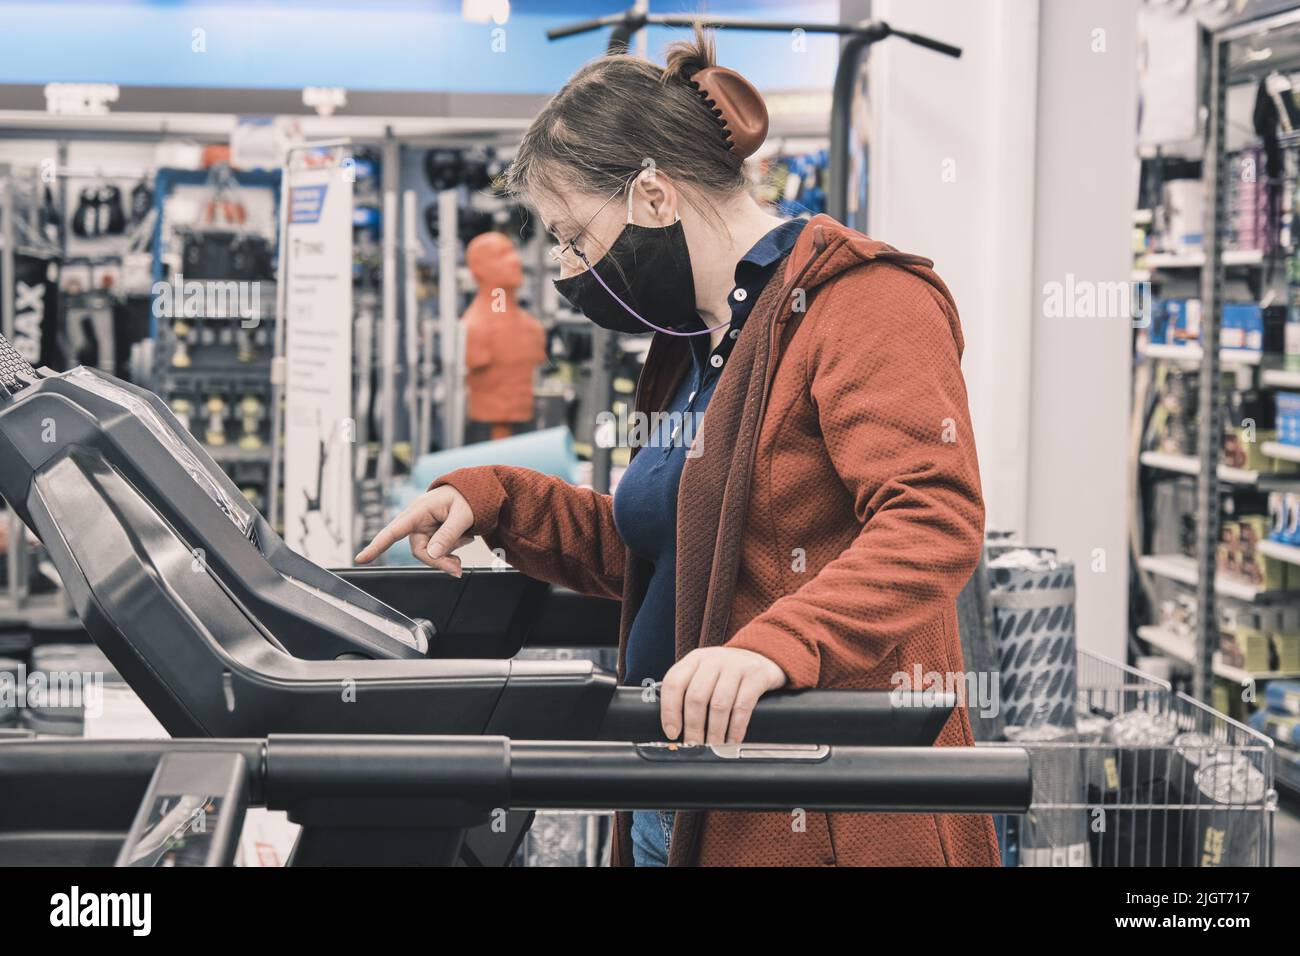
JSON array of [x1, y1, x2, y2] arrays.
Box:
[[726, 267, 985, 688], [431, 466, 625, 600]]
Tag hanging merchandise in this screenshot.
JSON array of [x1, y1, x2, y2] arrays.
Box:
[[181, 230, 274, 281], [70, 184, 127, 238], [129, 178, 154, 226], [39, 184, 62, 246], [423, 148, 464, 191], [11, 255, 62, 370], [200, 163, 249, 227], [121, 207, 157, 295], [424, 202, 496, 244]]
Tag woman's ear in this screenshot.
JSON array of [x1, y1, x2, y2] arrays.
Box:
[[629, 167, 679, 226]]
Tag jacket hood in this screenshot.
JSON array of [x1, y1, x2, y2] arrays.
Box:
[[781, 215, 965, 355]]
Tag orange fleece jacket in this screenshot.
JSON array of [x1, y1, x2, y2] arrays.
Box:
[[435, 215, 997, 866]]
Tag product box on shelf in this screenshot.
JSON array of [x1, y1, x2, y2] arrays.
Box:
[[1276, 391, 1300, 446], [1169, 298, 1202, 346], [1270, 491, 1289, 542], [1220, 610, 1274, 673], [1149, 298, 1172, 346], [1164, 180, 1205, 251], [1255, 609, 1300, 673], [1286, 306, 1300, 371], [1220, 302, 1257, 352], [1219, 520, 1241, 576], [1275, 633, 1300, 673]]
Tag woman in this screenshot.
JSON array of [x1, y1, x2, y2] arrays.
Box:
[[357, 29, 997, 868]]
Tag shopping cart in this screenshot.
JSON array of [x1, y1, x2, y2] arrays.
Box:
[[982, 649, 1277, 866]]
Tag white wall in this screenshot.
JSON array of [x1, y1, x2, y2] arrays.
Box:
[[870, 0, 1137, 658], [1025, 0, 1137, 658], [870, 0, 1042, 538]]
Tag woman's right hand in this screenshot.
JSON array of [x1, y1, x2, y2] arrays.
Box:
[[354, 485, 476, 575]]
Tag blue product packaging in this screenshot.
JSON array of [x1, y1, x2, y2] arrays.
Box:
[[1265, 680, 1300, 715]]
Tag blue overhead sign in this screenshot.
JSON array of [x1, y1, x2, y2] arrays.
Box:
[[0, 0, 839, 94]]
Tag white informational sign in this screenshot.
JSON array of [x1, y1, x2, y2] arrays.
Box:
[[282, 154, 354, 565]]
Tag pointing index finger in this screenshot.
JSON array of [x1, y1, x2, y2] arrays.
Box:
[[354, 508, 420, 563]]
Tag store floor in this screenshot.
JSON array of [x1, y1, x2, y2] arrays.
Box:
[[1276, 795, 1300, 867]]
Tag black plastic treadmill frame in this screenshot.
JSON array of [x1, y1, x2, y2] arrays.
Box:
[[0, 735, 1033, 867]]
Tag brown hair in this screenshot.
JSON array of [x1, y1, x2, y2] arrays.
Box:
[[505, 26, 748, 214]]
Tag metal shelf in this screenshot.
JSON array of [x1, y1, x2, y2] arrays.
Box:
[[1263, 441, 1300, 464], [1137, 343, 1262, 367], [1139, 450, 1300, 488], [1137, 553, 1295, 602], [1138, 625, 1300, 683], [1143, 248, 1264, 268], [1261, 368, 1300, 390], [1259, 539, 1300, 567]]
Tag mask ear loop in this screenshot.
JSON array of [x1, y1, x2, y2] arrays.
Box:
[[578, 175, 719, 337]]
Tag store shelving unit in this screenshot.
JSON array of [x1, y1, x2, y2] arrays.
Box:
[[1133, 13, 1299, 689], [1132, 8, 1300, 796]]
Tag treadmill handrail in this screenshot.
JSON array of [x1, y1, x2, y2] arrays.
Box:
[[0, 735, 1033, 817], [598, 687, 955, 746]]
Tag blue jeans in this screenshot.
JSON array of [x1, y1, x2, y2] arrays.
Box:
[[630, 810, 675, 867]]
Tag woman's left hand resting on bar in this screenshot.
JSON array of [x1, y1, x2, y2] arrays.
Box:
[[659, 646, 787, 744]]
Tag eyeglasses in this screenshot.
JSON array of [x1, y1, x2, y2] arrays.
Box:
[[546, 179, 632, 271]]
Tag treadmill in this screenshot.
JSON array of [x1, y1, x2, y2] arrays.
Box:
[[0, 336, 1026, 864], [0, 732, 1031, 866]]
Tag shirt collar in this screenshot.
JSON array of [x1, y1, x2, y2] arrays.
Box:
[[735, 218, 808, 280], [686, 218, 809, 374]]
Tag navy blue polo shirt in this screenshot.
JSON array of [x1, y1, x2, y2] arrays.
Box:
[[613, 218, 806, 686]]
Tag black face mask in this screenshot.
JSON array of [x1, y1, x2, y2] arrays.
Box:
[[553, 218, 703, 336]]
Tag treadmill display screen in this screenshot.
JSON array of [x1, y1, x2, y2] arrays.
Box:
[[284, 575, 429, 654], [64, 368, 255, 536]]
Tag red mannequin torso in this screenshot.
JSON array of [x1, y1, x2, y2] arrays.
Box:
[[462, 232, 546, 437]]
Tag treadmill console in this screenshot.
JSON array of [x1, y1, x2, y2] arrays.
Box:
[[0, 334, 431, 662], [62, 367, 258, 538]]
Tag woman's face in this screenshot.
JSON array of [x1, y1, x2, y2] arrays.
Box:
[[534, 172, 681, 280]]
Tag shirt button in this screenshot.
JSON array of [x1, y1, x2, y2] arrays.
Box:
[[710, 354, 724, 368], [687, 391, 696, 402], [729, 329, 739, 339], [732, 288, 748, 302]]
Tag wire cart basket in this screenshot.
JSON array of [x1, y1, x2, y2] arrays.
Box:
[[983, 649, 1277, 867]]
